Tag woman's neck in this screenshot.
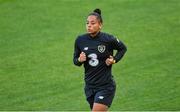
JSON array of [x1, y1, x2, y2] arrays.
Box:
[[90, 31, 100, 38]]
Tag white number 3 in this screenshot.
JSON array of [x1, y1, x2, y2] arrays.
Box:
[[88, 53, 99, 67]]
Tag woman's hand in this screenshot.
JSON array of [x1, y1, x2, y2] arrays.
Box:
[[106, 56, 116, 66], [78, 52, 87, 63]]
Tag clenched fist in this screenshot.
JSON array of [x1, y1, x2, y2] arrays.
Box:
[[106, 55, 116, 66], [78, 52, 86, 63]]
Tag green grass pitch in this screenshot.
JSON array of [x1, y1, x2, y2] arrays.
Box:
[[0, 0, 180, 111]]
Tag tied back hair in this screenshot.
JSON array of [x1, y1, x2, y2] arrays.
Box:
[[94, 9, 101, 15], [88, 8, 103, 23]]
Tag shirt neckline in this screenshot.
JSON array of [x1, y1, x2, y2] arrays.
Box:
[[88, 32, 101, 39]]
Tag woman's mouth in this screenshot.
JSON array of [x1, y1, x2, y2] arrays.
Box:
[[87, 29, 92, 32]]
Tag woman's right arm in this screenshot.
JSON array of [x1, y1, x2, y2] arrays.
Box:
[[73, 38, 83, 66]]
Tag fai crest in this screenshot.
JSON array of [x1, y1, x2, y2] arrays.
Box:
[[98, 45, 106, 53]]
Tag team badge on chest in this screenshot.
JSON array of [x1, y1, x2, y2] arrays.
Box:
[[98, 45, 106, 53]]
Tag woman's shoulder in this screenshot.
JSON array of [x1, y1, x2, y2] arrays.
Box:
[[75, 33, 89, 42], [76, 33, 89, 39], [101, 32, 116, 40]]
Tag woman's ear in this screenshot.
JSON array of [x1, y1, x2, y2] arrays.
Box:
[[99, 23, 102, 29]]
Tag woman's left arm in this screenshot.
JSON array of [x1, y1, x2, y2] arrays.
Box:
[[111, 36, 127, 63]]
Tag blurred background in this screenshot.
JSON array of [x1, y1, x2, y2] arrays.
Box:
[[0, 0, 179, 111]]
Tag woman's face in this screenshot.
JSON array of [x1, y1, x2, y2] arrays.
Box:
[[86, 15, 102, 35]]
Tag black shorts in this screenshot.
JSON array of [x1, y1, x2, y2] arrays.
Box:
[[84, 85, 116, 109]]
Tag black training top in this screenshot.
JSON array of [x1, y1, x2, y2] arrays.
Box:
[[73, 32, 127, 88]]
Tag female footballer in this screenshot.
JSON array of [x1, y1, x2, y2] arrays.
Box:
[[73, 8, 127, 111]]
